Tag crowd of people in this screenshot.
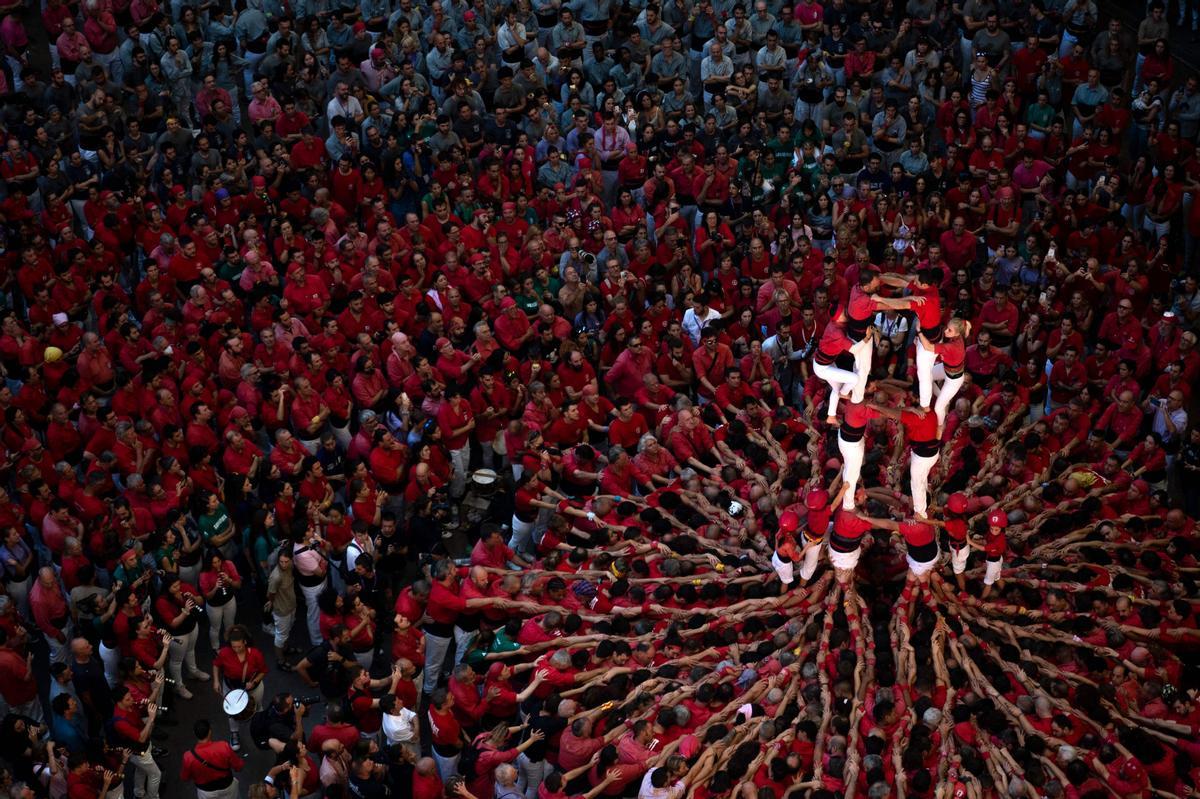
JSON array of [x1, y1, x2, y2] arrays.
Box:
[[0, 0, 1198, 796]]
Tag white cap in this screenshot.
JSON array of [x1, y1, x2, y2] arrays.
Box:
[[51, 313, 68, 326]]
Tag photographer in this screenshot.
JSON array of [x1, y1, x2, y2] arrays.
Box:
[[294, 624, 356, 701], [251, 694, 310, 755]]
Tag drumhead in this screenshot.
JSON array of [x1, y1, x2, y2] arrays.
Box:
[[223, 689, 250, 716]]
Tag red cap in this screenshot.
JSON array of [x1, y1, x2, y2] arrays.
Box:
[[252, 175, 267, 188], [500, 296, 518, 310], [806, 488, 828, 510], [352, 20, 367, 31], [946, 493, 968, 514], [988, 511, 1007, 528], [172, 185, 186, 196], [778, 510, 800, 533], [435, 337, 451, 349]]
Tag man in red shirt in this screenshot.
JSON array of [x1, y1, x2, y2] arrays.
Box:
[[181, 719, 245, 798], [692, 330, 734, 402], [436, 385, 475, 498], [1096, 390, 1143, 455], [938, 217, 977, 272]]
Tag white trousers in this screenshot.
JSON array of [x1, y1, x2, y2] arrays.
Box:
[[984, 558, 1003, 585], [300, 579, 327, 645], [931, 364, 965, 429], [950, 543, 970, 574], [272, 610, 295, 650], [916, 344, 937, 409], [849, 336, 873, 402], [798, 541, 823, 581], [509, 515, 535, 556], [813, 361, 857, 418], [197, 779, 239, 799], [909, 452, 939, 516], [906, 546, 940, 576], [770, 551, 794, 584], [829, 547, 861, 572], [128, 750, 162, 799], [206, 599, 237, 650], [838, 435, 865, 510], [168, 626, 201, 687], [449, 444, 470, 498]]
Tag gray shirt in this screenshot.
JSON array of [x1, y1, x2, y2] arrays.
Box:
[[268, 565, 297, 616]]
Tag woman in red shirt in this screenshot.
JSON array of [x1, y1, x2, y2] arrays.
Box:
[[152, 575, 208, 699], [211, 624, 266, 748], [198, 551, 242, 652], [693, 212, 735, 273], [344, 594, 378, 670]]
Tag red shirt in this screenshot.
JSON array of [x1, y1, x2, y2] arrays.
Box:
[[831, 510, 871, 551], [213, 645, 267, 686]]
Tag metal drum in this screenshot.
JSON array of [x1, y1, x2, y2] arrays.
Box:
[[222, 688, 256, 721]]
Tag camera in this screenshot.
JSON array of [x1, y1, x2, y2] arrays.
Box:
[[294, 695, 321, 708]]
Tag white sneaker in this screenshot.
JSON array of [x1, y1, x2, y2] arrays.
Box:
[[230, 733, 242, 752]]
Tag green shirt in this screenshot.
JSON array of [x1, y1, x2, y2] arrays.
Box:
[[1026, 102, 1055, 131], [199, 504, 232, 544]]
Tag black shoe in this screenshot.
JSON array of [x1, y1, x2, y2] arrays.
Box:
[[151, 746, 169, 759], [285, 647, 304, 656]]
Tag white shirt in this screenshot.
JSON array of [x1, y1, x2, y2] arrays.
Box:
[[382, 707, 417, 744], [681, 307, 721, 346], [326, 94, 364, 124], [637, 770, 685, 799]]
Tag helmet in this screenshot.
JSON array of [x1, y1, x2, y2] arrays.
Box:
[[778, 510, 800, 533], [946, 493, 968, 514], [805, 489, 829, 510], [43, 346, 63, 363]]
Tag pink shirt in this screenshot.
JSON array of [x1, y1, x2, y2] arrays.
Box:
[[248, 96, 282, 125]]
